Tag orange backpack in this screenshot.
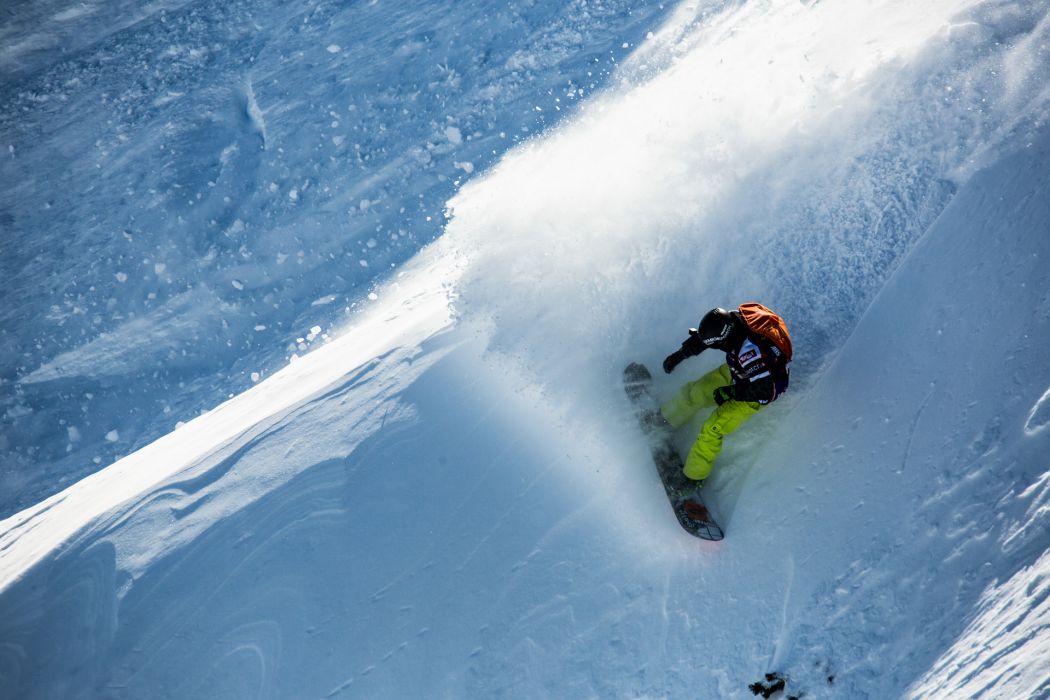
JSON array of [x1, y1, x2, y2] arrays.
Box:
[[739, 303, 793, 361]]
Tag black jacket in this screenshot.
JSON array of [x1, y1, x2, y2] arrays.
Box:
[[722, 329, 789, 405]]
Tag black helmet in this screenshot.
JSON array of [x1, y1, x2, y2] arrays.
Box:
[[697, 308, 736, 348]]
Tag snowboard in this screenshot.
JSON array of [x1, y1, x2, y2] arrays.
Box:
[[623, 362, 725, 541]]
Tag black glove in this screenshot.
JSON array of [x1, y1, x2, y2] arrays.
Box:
[[664, 329, 707, 374], [662, 349, 686, 374], [713, 386, 733, 405]]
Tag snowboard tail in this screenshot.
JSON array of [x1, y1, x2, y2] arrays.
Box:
[[623, 363, 724, 541]]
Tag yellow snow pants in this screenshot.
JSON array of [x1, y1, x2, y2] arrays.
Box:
[[659, 364, 763, 481]]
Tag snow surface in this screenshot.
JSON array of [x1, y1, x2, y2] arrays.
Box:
[[2, 0, 1050, 698], [0, 0, 670, 516]]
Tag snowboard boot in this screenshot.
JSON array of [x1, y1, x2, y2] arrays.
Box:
[[667, 468, 702, 499]]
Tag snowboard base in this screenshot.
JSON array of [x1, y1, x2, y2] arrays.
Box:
[[624, 362, 724, 541]]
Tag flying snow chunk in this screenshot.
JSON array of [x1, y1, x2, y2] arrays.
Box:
[[326, 44, 341, 54], [454, 161, 475, 174], [115, 272, 128, 283], [445, 126, 463, 146], [105, 430, 119, 442]]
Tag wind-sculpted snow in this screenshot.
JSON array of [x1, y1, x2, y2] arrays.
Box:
[[0, 0, 197, 79], [734, 139, 1050, 698], [909, 548, 1050, 699], [0, 250, 459, 592], [0, 247, 660, 699], [2, 0, 1050, 699], [0, 0, 671, 516]]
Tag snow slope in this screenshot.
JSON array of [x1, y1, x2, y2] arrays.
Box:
[[2, 0, 1050, 698], [0, 0, 671, 516]]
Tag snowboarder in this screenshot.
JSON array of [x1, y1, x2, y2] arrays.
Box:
[[659, 303, 792, 485]]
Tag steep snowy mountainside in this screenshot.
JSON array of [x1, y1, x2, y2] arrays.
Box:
[[0, 250, 459, 594], [0, 244, 642, 699], [1, 129, 1046, 700], [445, 0, 1049, 414], [727, 131, 1050, 699], [0, 0, 672, 516], [1, 0, 1049, 698], [0, 0, 196, 79], [910, 550, 1050, 698]]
